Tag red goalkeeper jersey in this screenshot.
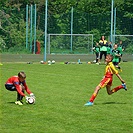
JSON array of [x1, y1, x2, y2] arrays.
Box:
[[104, 62, 118, 78], [5, 76, 31, 96]]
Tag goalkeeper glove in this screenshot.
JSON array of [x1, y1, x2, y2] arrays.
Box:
[[30, 93, 35, 98]]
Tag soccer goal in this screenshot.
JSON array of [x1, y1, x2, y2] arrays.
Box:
[[112, 35, 133, 53], [47, 34, 93, 54]]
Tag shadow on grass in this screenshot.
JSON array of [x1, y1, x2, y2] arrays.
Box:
[[102, 102, 127, 105], [7, 102, 15, 104]]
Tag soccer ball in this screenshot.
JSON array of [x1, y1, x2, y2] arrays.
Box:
[[40, 60, 44, 64], [26, 97, 35, 104], [47, 60, 51, 65], [52, 60, 55, 64]]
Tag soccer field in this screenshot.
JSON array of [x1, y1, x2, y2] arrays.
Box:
[[0, 62, 132, 133]]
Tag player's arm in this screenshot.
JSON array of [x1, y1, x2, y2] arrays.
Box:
[[110, 64, 125, 83], [92, 47, 96, 52], [105, 41, 108, 46], [23, 82, 32, 94], [115, 50, 121, 57], [116, 73, 125, 83], [23, 82, 35, 98], [99, 43, 104, 47], [99, 40, 104, 46], [15, 84, 26, 97], [115, 53, 121, 57]]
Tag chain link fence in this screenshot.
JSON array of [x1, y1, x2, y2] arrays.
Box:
[[0, 6, 133, 55]]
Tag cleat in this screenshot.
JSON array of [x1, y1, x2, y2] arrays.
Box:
[[20, 100, 23, 104], [122, 83, 127, 91], [15, 101, 23, 105], [84, 101, 93, 106]]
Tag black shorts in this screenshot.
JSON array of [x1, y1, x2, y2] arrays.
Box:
[[5, 84, 17, 91], [113, 62, 119, 66], [100, 51, 107, 60]]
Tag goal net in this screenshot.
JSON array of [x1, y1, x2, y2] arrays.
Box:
[[47, 34, 93, 54], [112, 35, 133, 54]]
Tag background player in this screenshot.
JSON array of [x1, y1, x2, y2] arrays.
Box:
[[84, 54, 127, 106], [98, 35, 108, 64], [5, 71, 35, 105], [117, 40, 124, 63], [92, 42, 100, 64], [112, 44, 122, 72]]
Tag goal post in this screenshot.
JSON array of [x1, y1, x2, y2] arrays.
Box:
[[112, 35, 133, 53], [47, 34, 93, 54]]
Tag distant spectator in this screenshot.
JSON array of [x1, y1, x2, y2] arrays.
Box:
[[97, 36, 108, 64], [107, 41, 113, 54], [112, 44, 122, 72], [32, 40, 41, 54], [36, 40, 41, 54], [92, 42, 100, 63], [117, 40, 124, 63]]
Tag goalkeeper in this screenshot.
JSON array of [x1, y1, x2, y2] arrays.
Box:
[[84, 54, 127, 106], [5, 71, 35, 105]]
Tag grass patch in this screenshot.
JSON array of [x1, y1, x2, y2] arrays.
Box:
[[0, 62, 132, 133]]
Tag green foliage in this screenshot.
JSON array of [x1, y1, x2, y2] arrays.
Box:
[[86, 29, 101, 42], [0, 36, 6, 52], [0, 0, 133, 53], [125, 45, 133, 53], [1, 62, 132, 132], [8, 45, 31, 54]]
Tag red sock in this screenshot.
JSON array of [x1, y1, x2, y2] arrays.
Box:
[[112, 85, 123, 92], [89, 93, 97, 102]]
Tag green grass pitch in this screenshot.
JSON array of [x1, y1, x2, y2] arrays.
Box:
[[0, 62, 132, 133]]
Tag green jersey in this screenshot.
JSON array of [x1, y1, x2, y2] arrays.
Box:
[[93, 45, 100, 53], [117, 45, 123, 54], [107, 46, 111, 54], [112, 49, 121, 62]]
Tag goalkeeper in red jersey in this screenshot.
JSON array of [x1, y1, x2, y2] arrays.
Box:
[[5, 71, 35, 105], [84, 54, 127, 106]]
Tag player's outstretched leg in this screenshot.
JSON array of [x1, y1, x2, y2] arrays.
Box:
[[111, 84, 127, 93], [122, 83, 127, 91], [84, 86, 100, 106]]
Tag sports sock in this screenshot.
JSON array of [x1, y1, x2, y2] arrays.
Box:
[[112, 85, 123, 92], [17, 90, 24, 101], [89, 93, 97, 102]]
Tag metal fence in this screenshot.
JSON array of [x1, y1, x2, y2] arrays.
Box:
[[1, 5, 133, 56]]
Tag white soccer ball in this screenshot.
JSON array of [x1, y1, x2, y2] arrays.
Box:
[[52, 60, 55, 64], [27, 97, 35, 104], [47, 60, 51, 65], [40, 60, 44, 64]]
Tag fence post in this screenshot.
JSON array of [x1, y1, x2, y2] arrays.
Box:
[[44, 0, 48, 61], [70, 7, 73, 53], [110, 0, 114, 43], [113, 7, 116, 44], [33, 4, 37, 54], [26, 5, 28, 49], [30, 5, 33, 52]]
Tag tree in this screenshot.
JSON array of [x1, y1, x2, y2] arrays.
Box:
[[0, 0, 133, 53]]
